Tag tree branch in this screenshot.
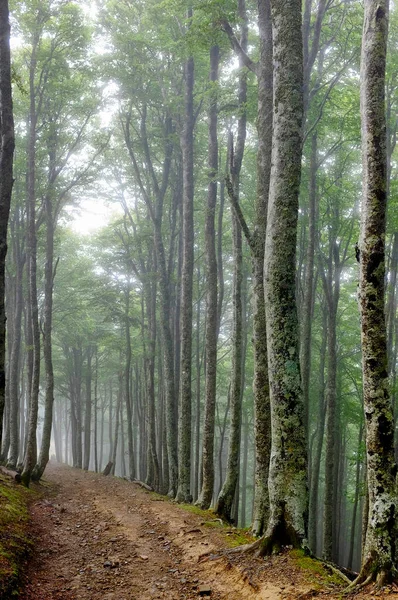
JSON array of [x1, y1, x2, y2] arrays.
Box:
[[220, 19, 258, 76], [225, 174, 253, 250]]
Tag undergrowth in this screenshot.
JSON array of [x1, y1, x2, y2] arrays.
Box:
[[290, 548, 346, 592], [0, 475, 36, 597]]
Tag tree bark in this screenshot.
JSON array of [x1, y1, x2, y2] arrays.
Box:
[[22, 39, 41, 487], [215, 0, 248, 521], [0, 0, 14, 453], [355, 0, 397, 586], [261, 0, 307, 551], [176, 37, 195, 503], [196, 45, 219, 510], [251, 0, 272, 537]]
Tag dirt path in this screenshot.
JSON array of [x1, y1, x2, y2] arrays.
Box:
[[20, 463, 284, 600]]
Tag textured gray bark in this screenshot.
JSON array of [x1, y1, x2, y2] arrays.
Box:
[[251, 0, 272, 537], [196, 45, 219, 510], [176, 45, 195, 503], [0, 0, 14, 453], [355, 0, 397, 586], [261, 0, 307, 551], [22, 41, 41, 487]]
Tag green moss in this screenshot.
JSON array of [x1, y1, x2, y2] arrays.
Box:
[[290, 549, 346, 591], [0, 475, 36, 597]]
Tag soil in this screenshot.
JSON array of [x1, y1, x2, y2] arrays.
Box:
[[17, 463, 398, 600]]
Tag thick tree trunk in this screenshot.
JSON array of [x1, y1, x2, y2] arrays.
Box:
[[355, 0, 397, 586], [176, 42, 195, 503], [0, 0, 14, 452], [196, 45, 219, 510], [261, 0, 307, 551]]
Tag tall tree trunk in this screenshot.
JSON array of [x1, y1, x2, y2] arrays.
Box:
[[7, 244, 23, 468], [146, 271, 159, 490], [322, 248, 340, 560], [308, 301, 327, 554], [196, 44, 219, 510], [347, 421, 364, 571], [22, 41, 41, 487], [83, 347, 92, 471], [261, 0, 307, 552], [125, 281, 135, 480], [176, 37, 195, 502], [216, 0, 248, 521], [251, 0, 272, 537], [300, 133, 317, 442], [0, 0, 14, 452], [355, 0, 396, 586], [32, 183, 57, 480]]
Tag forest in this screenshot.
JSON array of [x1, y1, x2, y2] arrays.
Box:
[[0, 0, 396, 596]]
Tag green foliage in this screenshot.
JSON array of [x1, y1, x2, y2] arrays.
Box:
[[0, 477, 35, 597]]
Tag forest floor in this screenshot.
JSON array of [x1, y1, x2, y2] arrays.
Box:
[[16, 463, 398, 600]]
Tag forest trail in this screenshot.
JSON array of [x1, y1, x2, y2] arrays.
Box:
[[20, 463, 286, 600]]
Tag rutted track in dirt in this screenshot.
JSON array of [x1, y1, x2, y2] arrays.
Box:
[[19, 463, 284, 600]]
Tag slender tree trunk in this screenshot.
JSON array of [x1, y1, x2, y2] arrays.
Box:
[[347, 421, 364, 571], [216, 0, 248, 520], [32, 184, 57, 480], [83, 347, 92, 471], [94, 351, 98, 473], [7, 249, 23, 468], [176, 37, 195, 502], [308, 301, 327, 554], [251, 0, 272, 537], [240, 408, 249, 526], [193, 267, 201, 502], [22, 43, 41, 487], [125, 281, 135, 480], [196, 44, 219, 510], [300, 133, 317, 442]]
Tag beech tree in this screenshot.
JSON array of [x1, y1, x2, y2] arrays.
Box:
[[355, 0, 397, 587], [0, 0, 14, 451], [261, 0, 308, 551]]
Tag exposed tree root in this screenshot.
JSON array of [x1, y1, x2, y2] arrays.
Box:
[[344, 561, 398, 593], [322, 561, 352, 586]]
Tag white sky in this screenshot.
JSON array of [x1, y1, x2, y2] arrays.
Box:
[[68, 198, 122, 235]]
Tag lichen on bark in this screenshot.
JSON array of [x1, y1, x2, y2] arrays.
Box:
[[261, 0, 308, 552], [351, 0, 398, 588]]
